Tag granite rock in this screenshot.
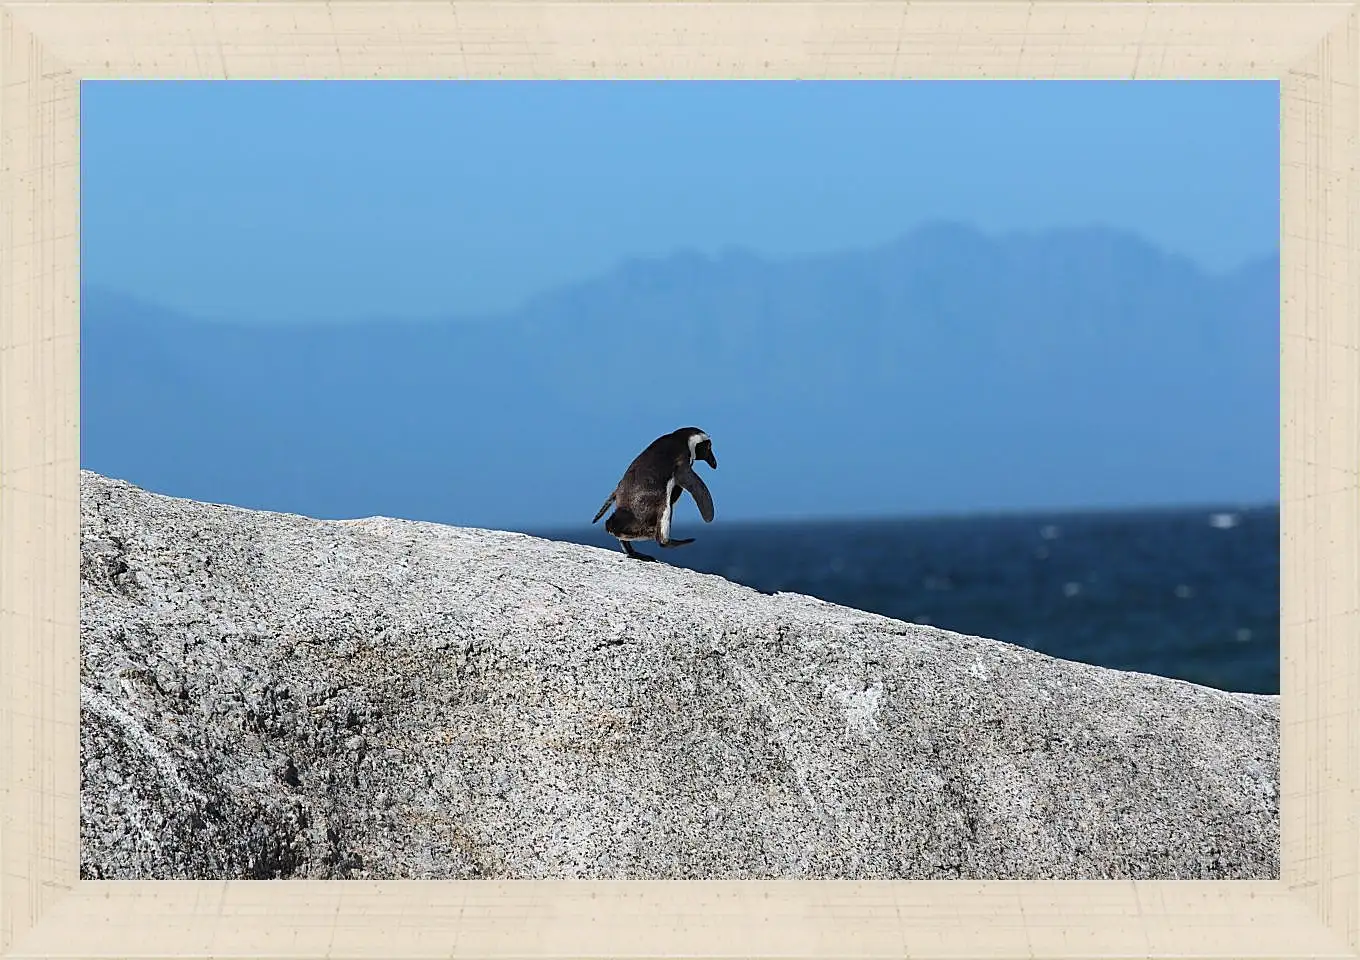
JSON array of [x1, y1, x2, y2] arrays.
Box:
[[79, 471, 1279, 880]]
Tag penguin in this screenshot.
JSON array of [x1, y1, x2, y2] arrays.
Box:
[[591, 427, 718, 562]]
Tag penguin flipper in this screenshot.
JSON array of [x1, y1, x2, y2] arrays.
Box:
[[591, 492, 616, 524], [676, 463, 715, 523]]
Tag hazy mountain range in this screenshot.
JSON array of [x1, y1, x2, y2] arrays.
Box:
[[80, 221, 1279, 531]]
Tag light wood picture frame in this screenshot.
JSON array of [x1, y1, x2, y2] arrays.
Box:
[[0, 1, 1347, 957]]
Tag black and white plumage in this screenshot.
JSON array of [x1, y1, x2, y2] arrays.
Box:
[[591, 427, 718, 562]]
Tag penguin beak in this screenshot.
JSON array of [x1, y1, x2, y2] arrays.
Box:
[[703, 450, 717, 469]]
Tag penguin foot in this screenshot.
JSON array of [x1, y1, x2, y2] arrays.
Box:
[[621, 541, 658, 562], [657, 538, 695, 549]]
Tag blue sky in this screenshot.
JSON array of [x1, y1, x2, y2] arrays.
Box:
[[81, 80, 1279, 323], [79, 81, 1280, 525]]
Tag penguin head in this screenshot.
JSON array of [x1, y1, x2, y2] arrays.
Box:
[[695, 437, 717, 470], [680, 428, 717, 470]]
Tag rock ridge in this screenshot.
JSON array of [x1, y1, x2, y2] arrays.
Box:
[[79, 471, 1279, 880]]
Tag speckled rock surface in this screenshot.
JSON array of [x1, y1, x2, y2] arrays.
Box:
[[79, 471, 1279, 880]]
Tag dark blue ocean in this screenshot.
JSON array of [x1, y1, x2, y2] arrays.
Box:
[[536, 505, 1280, 696]]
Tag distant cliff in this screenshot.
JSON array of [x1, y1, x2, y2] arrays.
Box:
[[80, 471, 1279, 880], [79, 222, 1280, 528]]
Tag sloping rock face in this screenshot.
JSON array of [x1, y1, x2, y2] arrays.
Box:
[[79, 471, 1279, 880]]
